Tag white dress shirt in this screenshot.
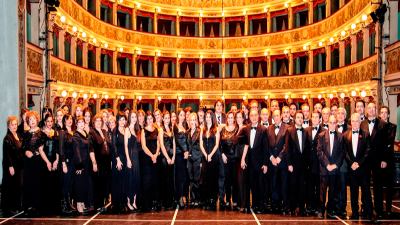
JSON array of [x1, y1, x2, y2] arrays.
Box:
[[312, 125, 319, 140], [329, 131, 335, 156], [250, 124, 257, 148], [274, 123, 281, 135], [216, 114, 222, 125], [337, 123, 344, 133], [302, 120, 310, 129], [368, 118, 375, 135], [296, 126, 303, 153], [352, 130, 359, 157]]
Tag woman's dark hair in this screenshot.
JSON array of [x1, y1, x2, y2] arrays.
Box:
[[144, 111, 155, 126], [116, 112, 127, 128], [162, 110, 173, 131], [202, 110, 217, 136], [62, 114, 75, 130]]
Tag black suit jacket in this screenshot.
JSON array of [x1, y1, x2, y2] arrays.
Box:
[[343, 129, 370, 174], [238, 124, 269, 170], [267, 123, 289, 168], [287, 126, 309, 170], [385, 121, 397, 164], [305, 125, 324, 174], [215, 112, 226, 125], [360, 118, 388, 166], [317, 130, 344, 176]]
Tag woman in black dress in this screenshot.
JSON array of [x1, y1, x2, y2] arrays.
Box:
[[90, 113, 111, 212], [17, 108, 29, 136], [187, 112, 201, 207], [220, 111, 239, 210], [55, 108, 64, 131], [137, 109, 145, 129], [199, 110, 220, 210], [124, 111, 141, 211], [41, 114, 61, 215], [234, 110, 249, 213], [110, 114, 128, 213], [1, 116, 23, 216], [22, 111, 48, 216], [83, 108, 92, 134], [173, 109, 189, 208], [159, 111, 175, 209], [72, 116, 97, 215], [140, 112, 160, 212], [59, 114, 75, 215]]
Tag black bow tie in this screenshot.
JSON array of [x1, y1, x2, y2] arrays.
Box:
[[296, 128, 303, 131], [251, 127, 257, 130], [368, 119, 376, 124], [323, 124, 328, 128], [262, 122, 269, 126], [352, 130, 359, 134], [313, 127, 318, 131], [303, 121, 309, 124], [338, 124, 344, 128], [329, 131, 336, 135], [275, 125, 280, 129]]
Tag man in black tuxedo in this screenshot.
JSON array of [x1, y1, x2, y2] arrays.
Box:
[[379, 106, 397, 217], [317, 115, 344, 218], [343, 113, 372, 220], [336, 107, 349, 218], [361, 102, 388, 219], [260, 108, 271, 127], [301, 104, 311, 128], [321, 108, 331, 130], [305, 111, 324, 215], [267, 110, 290, 214], [240, 109, 269, 214], [355, 100, 366, 121], [282, 106, 294, 126], [287, 111, 309, 215]]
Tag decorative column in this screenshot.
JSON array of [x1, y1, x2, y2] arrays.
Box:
[[362, 27, 370, 58], [82, 0, 88, 9], [154, 98, 159, 110], [339, 40, 345, 67], [154, 57, 158, 77], [308, 98, 314, 112], [199, 59, 203, 78], [176, 58, 180, 78], [288, 53, 293, 75], [112, 98, 118, 114], [95, 0, 101, 18], [154, 12, 158, 34], [288, 6, 293, 30], [350, 34, 357, 63], [95, 98, 101, 113], [70, 36, 77, 64], [326, 98, 331, 108], [267, 56, 271, 76], [244, 14, 248, 35], [82, 42, 88, 67], [95, 47, 101, 71], [244, 57, 249, 78], [133, 9, 137, 30], [133, 99, 137, 111], [308, 2, 314, 24], [112, 50, 118, 74], [112, 2, 117, 26], [267, 12, 271, 33], [132, 53, 137, 76], [325, 0, 331, 17], [176, 15, 180, 36], [222, 17, 225, 36], [199, 17, 203, 37], [325, 46, 331, 71], [339, 0, 345, 8], [308, 50, 313, 73], [58, 30, 65, 60]]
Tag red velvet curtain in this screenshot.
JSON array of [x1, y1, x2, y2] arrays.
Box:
[[248, 56, 267, 63], [100, 0, 112, 8], [225, 16, 245, 22], [137, 10, 154, 18], [117, 5, 133, 14], [137, 55, 154, 61], [181, 16, 199, 22], [293, 51, 308, 58], [158, 14, 176, 21], [292, 4, 308, 14], [64, 33, 72, 44], [118, 53, 133, 60], [270, 9, 288, 18], [158, 57, 177, 63], [180, 58, 199, 63], [313, 47, 325, 56], [76, 38, 84, 49], [225, 58, 244, 63], [313, 0, 326, 7], [248, 13, 267, 20], [101, 49, 113, 57], [270, 54, 287, 61]]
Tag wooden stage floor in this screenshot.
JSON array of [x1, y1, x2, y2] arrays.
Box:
[[0, 200, 399, 225]]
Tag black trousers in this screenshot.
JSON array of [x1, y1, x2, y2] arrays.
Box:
[[201, 155, 219, 203], [140, 153, 158, 211], [270, 165, 289, 211], [289, 167, 306, 211], [237, 164, 249, 209], [218, 155, 225, 203], [372, 164, 395, 215], [337, 171, 348, 214], [93, 156, 111, 209], [187, 157, 201, 203], [348, 170, 372, 216], [319, 174, 340, 214], [248, 165, 264, 209], [224, 159, 239, 204], [174, 153, 187, 201], [23, 155, 42, 211], [160, 158, 174, 207], [306, 172, 320, 211]]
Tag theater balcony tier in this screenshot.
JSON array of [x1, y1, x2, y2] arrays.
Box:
[[54, 0, 376, 55], [49, 54, 378, 100]]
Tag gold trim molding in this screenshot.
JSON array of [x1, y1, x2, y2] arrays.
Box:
[[50, 55, 377, 98]]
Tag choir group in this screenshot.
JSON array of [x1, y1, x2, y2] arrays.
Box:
[[1, 99, 397, 221]]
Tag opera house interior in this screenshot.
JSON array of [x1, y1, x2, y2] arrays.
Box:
[[0, 0, 400, 224]]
